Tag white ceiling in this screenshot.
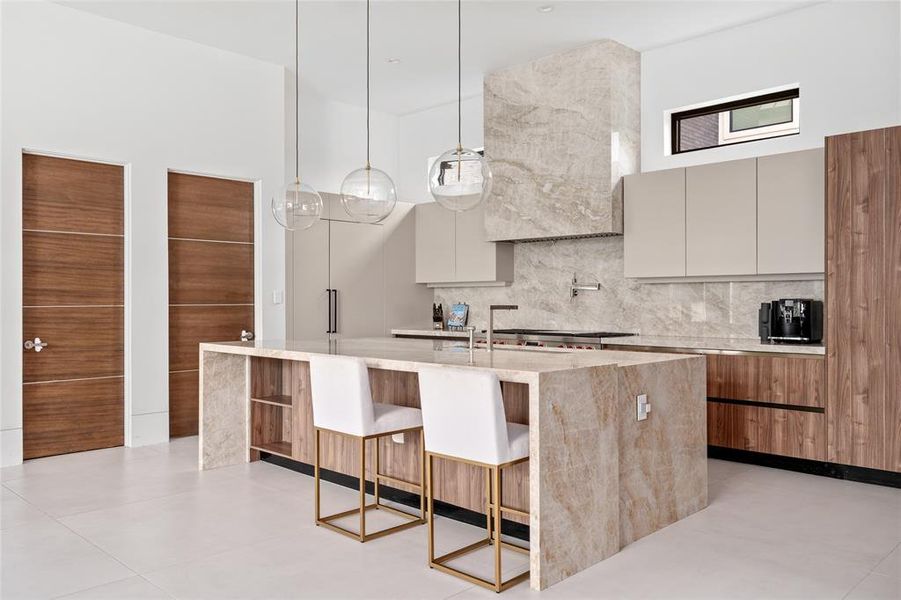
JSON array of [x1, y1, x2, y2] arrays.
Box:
[[57, 0, 817, 115]]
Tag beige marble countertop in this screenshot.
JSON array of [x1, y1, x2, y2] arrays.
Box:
[[200, 337, 691, 384], [391, 329, 824, 356]]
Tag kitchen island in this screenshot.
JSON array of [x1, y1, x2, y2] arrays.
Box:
[[198, 338, 707, 591]]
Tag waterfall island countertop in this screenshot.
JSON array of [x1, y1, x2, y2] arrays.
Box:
[[198, 337, 707, 591]]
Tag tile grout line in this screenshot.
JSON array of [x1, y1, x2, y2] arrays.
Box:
[[841, 540, 899, 600], [1, 484, 145, 599]]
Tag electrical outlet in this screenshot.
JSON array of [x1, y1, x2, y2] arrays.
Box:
[[637, 394, 651, 421], [272, 290, 284, 305]]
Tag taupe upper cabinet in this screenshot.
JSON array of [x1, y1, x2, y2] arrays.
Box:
[[415, 202, 513, 286], [414, 202, 455, 284], [686, 158, 757, 276], [623, 168, 686, 278], [757, 149, 824, 274], [624, 149, 825, 279]]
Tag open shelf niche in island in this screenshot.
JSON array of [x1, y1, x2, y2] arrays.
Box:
[[249, 356, 295, 460]]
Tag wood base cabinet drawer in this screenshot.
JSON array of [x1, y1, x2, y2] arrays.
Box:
[[708, 401, 825, 461], [707, 354, 825, 408]]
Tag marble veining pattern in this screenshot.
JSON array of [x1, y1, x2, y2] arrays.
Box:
[[484, 40, 640, 241], [532, 366, 621, 588], [199, 351, 249, 470], [435, 236, 823, 340], [617, 357, 708, 545]]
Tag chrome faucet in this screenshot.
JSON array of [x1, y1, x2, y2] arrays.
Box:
[[487, 304, 518, 352]]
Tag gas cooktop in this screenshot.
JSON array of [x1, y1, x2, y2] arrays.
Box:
[[482, 329, 636, 349], [490, 329, 636, 339]]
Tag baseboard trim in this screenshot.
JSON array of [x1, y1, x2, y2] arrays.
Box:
[[708, 446, 901, 488], [261, 453, 530, 541]]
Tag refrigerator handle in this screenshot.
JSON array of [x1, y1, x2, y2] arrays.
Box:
[[326, 288, 333, 334], [331, 289, 338, 334]]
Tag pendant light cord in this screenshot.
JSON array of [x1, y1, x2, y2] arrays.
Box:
[[366, 0, 371, 169], [294, 0, 300, 182], [457, 0, 462, 151]]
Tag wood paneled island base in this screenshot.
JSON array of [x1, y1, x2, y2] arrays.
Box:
[[198, 338, 707, 591]]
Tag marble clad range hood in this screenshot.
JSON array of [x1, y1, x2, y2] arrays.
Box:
[[484, 40, 640, 242]]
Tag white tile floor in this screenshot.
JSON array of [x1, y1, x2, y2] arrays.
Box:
[[1, 437, 898, 600]]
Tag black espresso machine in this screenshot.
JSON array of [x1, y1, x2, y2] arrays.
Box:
[[759, 299, 823, 344]]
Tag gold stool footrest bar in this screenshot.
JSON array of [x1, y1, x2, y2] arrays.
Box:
[[317, 502, 425, 542], [426, 452, 530, 592], [314, 427, 427, 543]]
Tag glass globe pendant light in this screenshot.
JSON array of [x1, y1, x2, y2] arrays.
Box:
[[272, 0, 322, 231], [340, 0, 397, 224], [428, 0, 492, 212]]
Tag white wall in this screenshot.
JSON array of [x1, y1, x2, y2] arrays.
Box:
[[397, 96, 483, 203], [289, 80, 400, 195], [1, 1, 286, 464], [641, 1, 901, 171]]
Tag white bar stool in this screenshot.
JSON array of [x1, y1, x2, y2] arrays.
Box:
[[418, 366, 530, 593], [309, 355, 426, 542]]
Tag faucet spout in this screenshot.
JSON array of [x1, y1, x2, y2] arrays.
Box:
[[487, 304, 519, 353]]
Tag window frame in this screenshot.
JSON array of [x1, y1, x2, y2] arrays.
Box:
[[670, 88, 800, 155]]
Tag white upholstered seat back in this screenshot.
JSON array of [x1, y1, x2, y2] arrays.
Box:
[[418, 367, 511, 466], [309, 355, 375, 437]]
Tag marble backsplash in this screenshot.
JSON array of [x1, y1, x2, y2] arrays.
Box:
[[433, 236, 823, 339]]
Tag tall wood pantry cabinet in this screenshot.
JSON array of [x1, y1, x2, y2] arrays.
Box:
[[826, 125, 901, 473]]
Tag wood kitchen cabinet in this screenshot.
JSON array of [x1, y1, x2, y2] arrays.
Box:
[[414, 202, 513, 285], [826, 126, 901, 473], [757, 148, 825, 275], [623, 167, 686, 277], [706, 353, 826, 461], [686, 158, 758, 276]]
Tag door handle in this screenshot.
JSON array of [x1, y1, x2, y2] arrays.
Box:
[[240, 330, 254, 342], [331, 289, 338, 334], [326, 288, 333, 334], [23, 337, 48, 352]]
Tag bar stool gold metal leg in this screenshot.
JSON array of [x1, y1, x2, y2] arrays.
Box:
[[419, 430, 426, 519], [493, 466, 502, 592], [426, 451, 530, 593], [315, 426, 426, 543], [359, 436, 366, 541], [427, 452, 435, 565], [314, 428, 321, 523]]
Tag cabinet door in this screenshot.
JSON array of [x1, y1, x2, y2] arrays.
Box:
[[686, 158, 757, 276], [757, 149, 825, 274], [455, 203, 499, 282], [623, 168, 686, 277], [415, 202, 455, 283], [329, 220, 386, 338], [290, 219, 330, 340]]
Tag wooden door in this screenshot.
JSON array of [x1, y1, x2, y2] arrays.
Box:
[[329, 220, 385, 338], [22, 153, 124, 459], [826, 126, 901, 472], [168, 172, 254, 438]]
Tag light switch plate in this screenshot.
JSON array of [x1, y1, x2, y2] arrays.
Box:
[[637, 393, 650, 421], [272, 290, 284, 305]]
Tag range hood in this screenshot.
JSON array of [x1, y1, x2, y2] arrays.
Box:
[[483, 40, 640, 242]]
